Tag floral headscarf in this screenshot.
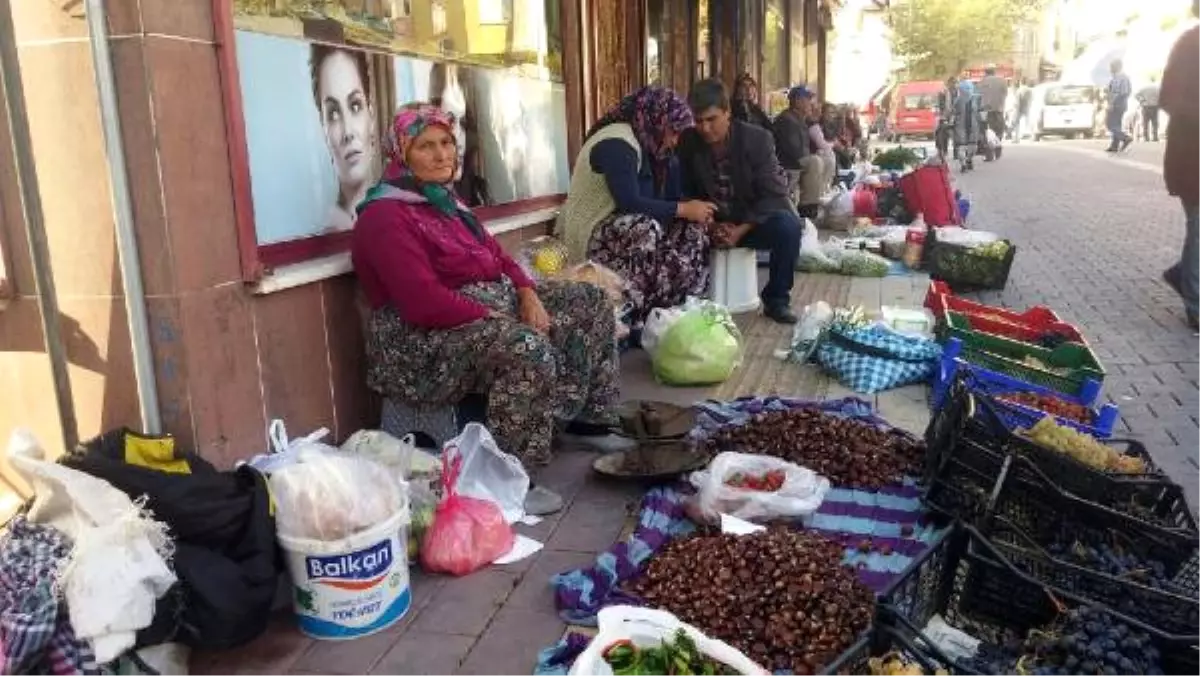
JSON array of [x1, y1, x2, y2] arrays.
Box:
[[584, 86, 693, 189], [379, 102, 478, 234]]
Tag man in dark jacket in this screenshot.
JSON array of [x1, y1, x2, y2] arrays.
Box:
[[773, 86, 824, 220], [1159, 15, 1199, 330], [679, 78, 801, 324]]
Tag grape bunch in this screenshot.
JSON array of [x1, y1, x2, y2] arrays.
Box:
[[1018, 607, 1164, 675], [1046, 541, 1177, 592]]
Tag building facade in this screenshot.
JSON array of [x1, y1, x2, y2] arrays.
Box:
[[0, 0, 829, 504]]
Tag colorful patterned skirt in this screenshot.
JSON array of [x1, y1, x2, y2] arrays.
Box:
[[365, 277, 619, 468], [585, 213, 710, 327]]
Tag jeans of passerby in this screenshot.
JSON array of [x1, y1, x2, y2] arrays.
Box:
[[740, 210, 801, 309], [1009, 112, 1026, 143], [1141, 105, 1160, 141], [935, 124, 952, 157], [1167, 202, 1200, 324], [1106, 104, 1129, 149]]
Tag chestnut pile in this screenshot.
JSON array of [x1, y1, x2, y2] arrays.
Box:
[[704, 409, 924, 489], [622, 528, 875, 675]]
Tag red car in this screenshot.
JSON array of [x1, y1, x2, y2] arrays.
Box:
[[887, 80, 943, 140]]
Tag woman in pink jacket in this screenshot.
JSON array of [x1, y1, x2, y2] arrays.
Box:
[[352, 104, 623, 514]]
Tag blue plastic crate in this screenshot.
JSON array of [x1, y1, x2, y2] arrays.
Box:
[[931, 342, 1116, 438]]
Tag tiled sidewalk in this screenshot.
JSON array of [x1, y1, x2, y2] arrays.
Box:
[[191, 271, 933, 675]]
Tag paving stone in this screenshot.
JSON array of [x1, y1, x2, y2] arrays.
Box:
[[455, 605, 568, 675], [193, 614, 312, 675], [369, 631, 477, 675], [506, 549, 598, 610], [545, 494, 628, 553], [290, 623, 406, 675], [412, 570, 520, 636]]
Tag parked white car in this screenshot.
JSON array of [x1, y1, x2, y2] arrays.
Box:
[[1028, 82, 1100, 141]]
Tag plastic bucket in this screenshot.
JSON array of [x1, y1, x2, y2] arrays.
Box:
[[278, 505, 412, 640]]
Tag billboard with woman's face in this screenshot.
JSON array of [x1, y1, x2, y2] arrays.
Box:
[[234, 27, 569, 247]]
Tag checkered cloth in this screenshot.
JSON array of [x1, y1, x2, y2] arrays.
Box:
[[0, 515, 103, 675], [816, 323, 942, 394]]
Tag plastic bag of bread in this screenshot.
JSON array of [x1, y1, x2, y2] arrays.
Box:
[[268, 444, 405, 541]]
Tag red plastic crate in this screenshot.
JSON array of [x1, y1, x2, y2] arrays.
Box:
[[923, 281, 1063, 324]]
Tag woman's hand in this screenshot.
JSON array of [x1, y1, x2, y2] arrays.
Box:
[[517, 288, 551, 334], [676, 200, 717, 223], [709, 222, 753, 248]]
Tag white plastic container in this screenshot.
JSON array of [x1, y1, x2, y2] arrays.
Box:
[[278, 505, 412, 640], [568, 606, 768, 676]]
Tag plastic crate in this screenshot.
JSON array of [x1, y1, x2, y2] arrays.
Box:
[[925, 233, 1016, 292], [878, 522, 1200, 675], [943, 309, 1087, 349], [924, 382, 1178, 521], [923, 280, 1062, 324], [931, 357, 1116, 437], [985, 515, 1199, 636], [943, 336, 1105, 398]]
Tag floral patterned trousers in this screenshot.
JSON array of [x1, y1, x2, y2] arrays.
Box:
[[366, 278, 620, 468], [586, 213, 711, 327]]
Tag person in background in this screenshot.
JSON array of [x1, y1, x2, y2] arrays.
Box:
[[1158, 16, 1199, 330], [310, 44, 379, 231], [556, 87, 714, 331], [808, 101, 838, 189], [773, 86, 823, 220], [953, 79, 981, 172], [677, 78, 801, 324], [978, 66, 1007, 160], [353, 103, 627, 516], [1003, 78, 1018, 140], [935, 76, 958, 158], [1136, 75, 1161, 142], [1105, 59, 1134, 152], [731, 73, 774, 131], [1011, 79, 1033, 144]]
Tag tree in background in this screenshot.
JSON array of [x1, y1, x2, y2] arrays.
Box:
[[890, 0, 1046, 80]]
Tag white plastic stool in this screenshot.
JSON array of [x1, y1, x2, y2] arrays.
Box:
[[709, 248, 761, 314]]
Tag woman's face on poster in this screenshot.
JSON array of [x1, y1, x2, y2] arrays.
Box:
[[318, 51, 374, 190]]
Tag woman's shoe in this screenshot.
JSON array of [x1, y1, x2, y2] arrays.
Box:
[[524, 485, 564, 516]]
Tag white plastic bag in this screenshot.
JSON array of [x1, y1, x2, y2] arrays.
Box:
[[446, 423, 529, 524], [241, 419, 332, 475], [777, 300, 834, 363], [642, 306, 686, 358], [269, 446, 406, 541], [688, 452, 830, 524], [340, 429, 440, 479], [568, 605, 769, 676]]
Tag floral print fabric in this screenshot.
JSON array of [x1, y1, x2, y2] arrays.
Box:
[[585, 87, 694, 191], [366, 277, 619, 467], [586, 213, 711, 327]]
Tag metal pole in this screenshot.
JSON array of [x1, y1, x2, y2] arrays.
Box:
[[0, 0, 80, 450], [86, 0, 162, 434]]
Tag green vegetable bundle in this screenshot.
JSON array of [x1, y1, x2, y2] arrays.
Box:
[[873, 147, 921, 171], [602, 629, 737, 675]]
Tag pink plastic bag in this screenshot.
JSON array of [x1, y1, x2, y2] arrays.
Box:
[[420, 448, 515, 576]]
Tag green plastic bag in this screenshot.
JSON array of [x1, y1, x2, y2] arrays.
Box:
[[652, 304, 743, 386]]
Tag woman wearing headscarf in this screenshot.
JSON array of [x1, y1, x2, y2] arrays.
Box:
[[353, 103, 625, 515], [731, 73, 774, 130], [557, 87, 716, 331], [953, 80, 981, 172]]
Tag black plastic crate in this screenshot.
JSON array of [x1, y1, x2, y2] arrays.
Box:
[[985, 514, 1200, 636], [878, 523, 1200, 675], [927, 380, 1182, 519], [925, 230, 1016, 292]]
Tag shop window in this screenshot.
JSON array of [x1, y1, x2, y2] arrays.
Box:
[[224, 0, 568, 277], [762, 0, 788, 95]]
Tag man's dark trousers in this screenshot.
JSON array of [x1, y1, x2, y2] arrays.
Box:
[[738, 210, 801, 308]]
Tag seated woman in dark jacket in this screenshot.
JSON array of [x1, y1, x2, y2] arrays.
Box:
[[732, 73, 774, 131], [353, 103, 625, 515], [557, 87, 716, 330]]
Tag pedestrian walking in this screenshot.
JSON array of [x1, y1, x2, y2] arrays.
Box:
[[1158, 20, 1199, 330], [978, 66, 1007, 160], [935, 77, 957, 158], [1010, 79, 1032, 143], [1136, 76, 1161, 142], [1105, 59, 1134, 152], [953, 80, 981, 172]]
